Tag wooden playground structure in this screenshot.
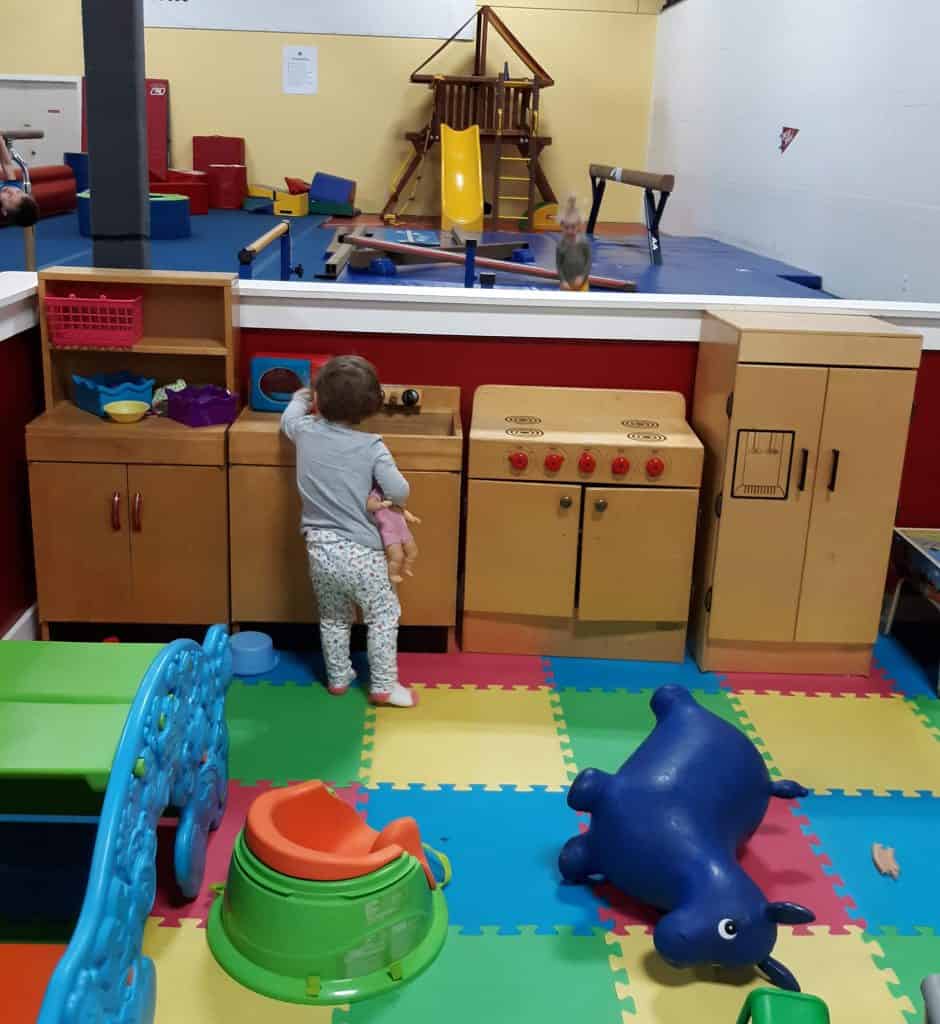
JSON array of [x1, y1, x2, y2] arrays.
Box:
[[382, 6, 557, 229]]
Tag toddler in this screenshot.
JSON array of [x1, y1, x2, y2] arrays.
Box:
[[367, 488, 421, 584], [0, 136, 40, 228], [556, 193, 591, 291], [281, 355, 417, 708]]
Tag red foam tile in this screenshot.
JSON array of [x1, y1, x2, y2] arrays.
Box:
[[396, 652, 548, 689], [0, 943, 65, 1024], [721, 665, 895, 697], [153, 780, 363, 926], [595, 799, 855, 934]]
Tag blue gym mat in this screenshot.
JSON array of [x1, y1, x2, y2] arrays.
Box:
[[0, 212, 833, 297], [0, 209, 335, 281]]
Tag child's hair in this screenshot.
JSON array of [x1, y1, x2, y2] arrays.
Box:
[[314, 355, 383, 424], [558, 193, 583, 228], [2, 192, 40, 228]]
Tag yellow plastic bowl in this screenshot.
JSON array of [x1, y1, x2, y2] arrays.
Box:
[[103, 400, 150, 424]]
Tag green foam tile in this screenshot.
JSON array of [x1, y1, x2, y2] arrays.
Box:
[[334, 926, 630, 1024], [867, 927, 940, 1022], [226, 681, 368, 787], [556, 689, 744, 775]]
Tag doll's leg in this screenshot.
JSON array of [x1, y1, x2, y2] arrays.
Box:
[[401, 538, 419, 577], [385, 542, 405, 584]]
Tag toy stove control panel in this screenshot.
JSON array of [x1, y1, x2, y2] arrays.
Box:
[[468, 386, 703, 487]]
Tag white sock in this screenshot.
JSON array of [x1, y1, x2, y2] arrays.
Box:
[[369, 682, 418, 708]]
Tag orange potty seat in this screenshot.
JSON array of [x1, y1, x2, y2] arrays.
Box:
[[245, 779, 436, 887]]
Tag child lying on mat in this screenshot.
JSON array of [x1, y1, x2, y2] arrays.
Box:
[[0, 136, 40, 228]]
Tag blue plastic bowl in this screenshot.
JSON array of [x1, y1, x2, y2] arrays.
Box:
[[231, 631, 278, 676]]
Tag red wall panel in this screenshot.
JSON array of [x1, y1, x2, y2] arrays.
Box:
[[0, 328, 43, 634]]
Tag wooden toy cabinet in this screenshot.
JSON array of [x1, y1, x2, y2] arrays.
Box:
[[227, 388, 463, 634], [27, 268, 238, 638], [691, 311, 922, 675]]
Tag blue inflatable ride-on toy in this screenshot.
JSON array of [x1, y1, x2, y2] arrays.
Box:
[[559, 685, 815, 991]]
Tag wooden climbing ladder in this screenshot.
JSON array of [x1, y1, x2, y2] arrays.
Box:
[[381, 6, 557, 229]]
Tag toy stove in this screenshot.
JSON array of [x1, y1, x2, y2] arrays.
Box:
[[463, 386, 704, 661]]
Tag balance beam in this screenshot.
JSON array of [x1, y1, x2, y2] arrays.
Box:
[[238, 220, 302, 281], [586, 163, 674, 266], [341, 233, 636, 291], [1, 129, 44, 141]]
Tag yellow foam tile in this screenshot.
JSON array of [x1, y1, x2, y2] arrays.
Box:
[[732, 692, 940, 796], [607, 926, 912, 1022], [143, 917, 339, 1023], [362, 685, 571, 790]]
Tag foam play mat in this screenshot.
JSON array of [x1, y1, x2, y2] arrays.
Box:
[[8, 634, 940, 1022]]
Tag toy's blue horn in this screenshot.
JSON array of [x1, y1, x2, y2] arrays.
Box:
[[765, 902, 815, 925]]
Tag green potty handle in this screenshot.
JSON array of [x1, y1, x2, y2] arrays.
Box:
[[207, 830, 448, 1006], [736, 987, 830, 1023]]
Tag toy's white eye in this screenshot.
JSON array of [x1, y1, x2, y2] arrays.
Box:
[[717, 918, 738, 940]]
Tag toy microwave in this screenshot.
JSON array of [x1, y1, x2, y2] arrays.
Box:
[[249, 353, 332, 412]]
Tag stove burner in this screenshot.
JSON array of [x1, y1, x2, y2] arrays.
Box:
[[627, 431, 667, 443], [505, 415, 542, 425], [622, 419, 660, 429], [506, 428, 544, 438]]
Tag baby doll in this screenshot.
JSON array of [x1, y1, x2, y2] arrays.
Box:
[[367, 487, 421, 584], [556, 193, 592, 291]]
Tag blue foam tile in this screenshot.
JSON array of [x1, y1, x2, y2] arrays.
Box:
[[363, 784, 599, 935], [875, 634, 938, 698], [542, 653, 725, 692], [796, 791, 940, 934]]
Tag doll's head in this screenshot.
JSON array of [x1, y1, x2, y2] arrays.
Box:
[[559, 194, 584, 241], [314, 355, 383, 424]]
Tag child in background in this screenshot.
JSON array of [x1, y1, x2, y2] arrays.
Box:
[[281, 355, 417, 708], [367, 488, 421, 584], [0, 136, 40, 228], [556, 194, 591, 291]]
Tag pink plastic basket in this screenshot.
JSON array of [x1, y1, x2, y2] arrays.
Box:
[[45, 293, 143, 349]]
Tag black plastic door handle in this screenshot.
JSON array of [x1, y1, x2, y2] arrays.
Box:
[[827, 449, 841, 493], [797, 449, 809, 492]]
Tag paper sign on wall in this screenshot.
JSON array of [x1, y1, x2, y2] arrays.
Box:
[[283, 46, 317, 95]]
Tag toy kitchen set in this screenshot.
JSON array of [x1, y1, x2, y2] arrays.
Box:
[[462, 385, 705, 661]]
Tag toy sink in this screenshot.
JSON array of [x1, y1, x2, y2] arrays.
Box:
[[228, 386, 463, 473]]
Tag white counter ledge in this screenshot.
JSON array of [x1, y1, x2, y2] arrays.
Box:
[[4, 272, 940, 349]]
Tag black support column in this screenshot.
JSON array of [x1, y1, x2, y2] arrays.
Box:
[[81, 0, 151, 268]]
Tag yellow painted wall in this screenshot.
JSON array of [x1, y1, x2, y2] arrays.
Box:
[[0, 3, 658, 221]]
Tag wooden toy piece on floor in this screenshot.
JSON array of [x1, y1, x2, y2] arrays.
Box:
[[872, 842, 901, 879]]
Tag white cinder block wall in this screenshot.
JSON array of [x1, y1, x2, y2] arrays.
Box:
[[647, 0, 940, 301]]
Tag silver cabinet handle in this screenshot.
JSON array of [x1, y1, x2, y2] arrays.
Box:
[[559, 496, 572, 509]]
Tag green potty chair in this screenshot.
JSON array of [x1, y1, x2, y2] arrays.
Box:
[[737, 988, 830, 1023], [207, 780, 448, 1004]]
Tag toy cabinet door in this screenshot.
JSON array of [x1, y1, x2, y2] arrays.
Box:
[[397, 472, 460, 627], [708, 364, 828, 643], [464, 480, 581, 617], [127, 465, 229, 623], [578, 487, 698, 622], [796, 368, 916, 644], [229, 466, 316, 623], [29, 462, 131, 622]]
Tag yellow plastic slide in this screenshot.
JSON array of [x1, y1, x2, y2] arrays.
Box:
[[440, 124, 484, 233]]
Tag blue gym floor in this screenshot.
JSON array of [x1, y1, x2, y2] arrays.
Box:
[[0, 210, 834, 297]]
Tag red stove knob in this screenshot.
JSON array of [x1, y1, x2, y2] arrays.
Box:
[[646, 456, 665, 478], [578, 452, 597, 474], [544, 452, 564, 472], [509, 451, 529, 471], [611, 455, 630, 476]]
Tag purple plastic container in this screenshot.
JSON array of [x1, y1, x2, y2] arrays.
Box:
[[167, 385, 238, 427]]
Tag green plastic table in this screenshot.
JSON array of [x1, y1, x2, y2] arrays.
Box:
[[737, 988, 830, 1023], [0, 642, 164, 811]]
